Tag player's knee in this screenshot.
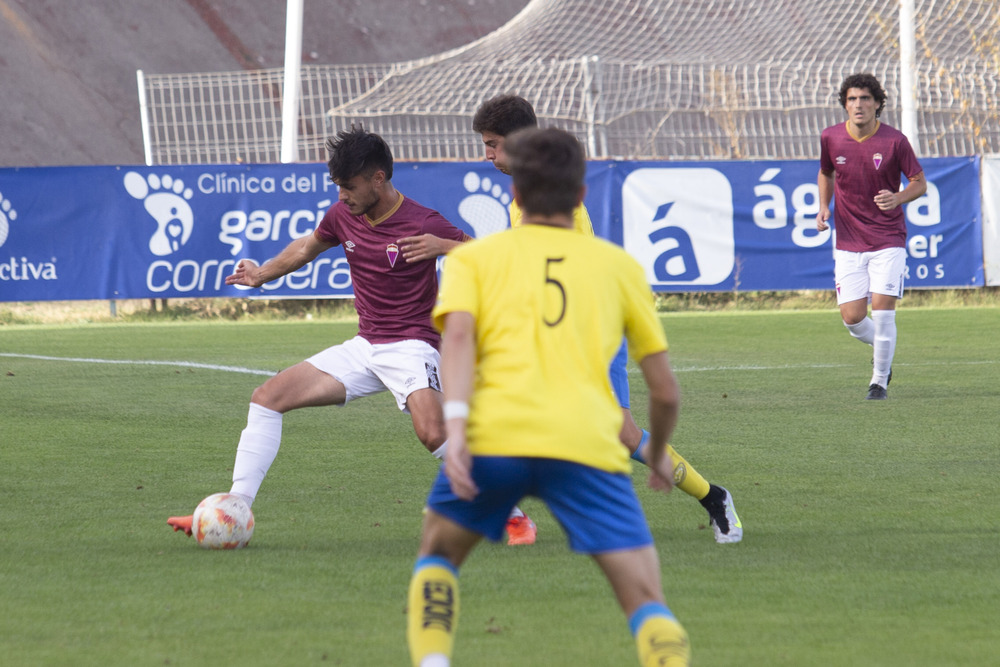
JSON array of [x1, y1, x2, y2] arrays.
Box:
[[409, 409, 444, 451], [250, 382, 276, 408], [418, 426, 446, 453]]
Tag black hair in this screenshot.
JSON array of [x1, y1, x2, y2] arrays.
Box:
[[506, 127, 585, 218], [325, 125, 394, 183], [472, 94, 538, 137], [838, 73, 887, 118]]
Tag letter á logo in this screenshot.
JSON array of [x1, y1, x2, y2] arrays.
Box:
[[622, 168, 735, 287]]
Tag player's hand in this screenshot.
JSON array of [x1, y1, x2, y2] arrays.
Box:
[[816, 209, 830, 232], [399, 234, 446, 263], [443, 431, 479, 500], [225, 259, 262, 287], [874, 189, 899, 211], [646, 452, 675, 494]]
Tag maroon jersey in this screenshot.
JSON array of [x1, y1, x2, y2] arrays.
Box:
[[819, 121, 923, 252], [315, 194, 467, 347]]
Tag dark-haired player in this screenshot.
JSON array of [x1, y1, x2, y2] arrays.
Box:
[[817, 73, 926, 400]]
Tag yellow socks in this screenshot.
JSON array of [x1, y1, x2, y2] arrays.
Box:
[[630, 602, 691, 667], [665, 444, 711, 500], [407, 556, 459, 667], [631, 431, 711, 500]]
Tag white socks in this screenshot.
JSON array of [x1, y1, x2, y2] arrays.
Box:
[[844, 317, 875, 345], [871, 310, 896, 387], [431, 440, 448, 459], [230, 402, 283, 506]]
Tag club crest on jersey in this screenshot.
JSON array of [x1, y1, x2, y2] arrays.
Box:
[[386, 243, 399, 267], [873, 152, 883, 170]]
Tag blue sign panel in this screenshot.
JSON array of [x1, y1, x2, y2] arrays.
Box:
[[0, 157, 982, 301]]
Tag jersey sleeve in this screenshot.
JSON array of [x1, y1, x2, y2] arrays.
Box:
[[619, 253, 668, 361], [314, 205, 341, 245], [898, 135, 924, 180], [424, 210, 470, 242], [818, 129, 834, 175], [432, 244, 479, 332]]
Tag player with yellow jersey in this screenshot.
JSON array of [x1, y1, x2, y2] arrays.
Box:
[[407, 127, 691, 667], [477, 94, 741, 544]]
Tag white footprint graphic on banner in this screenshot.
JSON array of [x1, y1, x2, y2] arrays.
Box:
[[457, 172, 510, 238], [123, 172, 194, 256], [0, 191, 17, 249]]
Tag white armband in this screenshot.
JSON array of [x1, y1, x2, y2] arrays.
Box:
[[443, 401, 469, 420]]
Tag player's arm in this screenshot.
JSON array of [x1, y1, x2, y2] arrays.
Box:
[[639, 351, 680, 493], [438, 310, 479, 500], [399, 233, 473, 263], [874, 171, 926, 211], [816, 169, 834, 232], [226, 232, 333, 288]]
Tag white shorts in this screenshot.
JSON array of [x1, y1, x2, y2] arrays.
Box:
[[834, 247, 906, 305], [306, 336, 442, 412]]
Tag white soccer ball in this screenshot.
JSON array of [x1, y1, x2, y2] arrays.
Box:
[[192, 493, 254, 549]]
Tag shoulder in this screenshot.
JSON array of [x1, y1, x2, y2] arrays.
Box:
[[876, 124, 919, 154], [321, 201, 349, 219], [396, 195, 438, 218], [821, 123, 846, 139], [573, 234, 639, 270], [400, 195, 454, 225], [317, 202, 351, 234], [875, 123, 912, 147], [876, 122, 904, 137]]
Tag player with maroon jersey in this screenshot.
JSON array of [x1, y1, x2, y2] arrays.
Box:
[[167, 127, 534, 543], [817, 73, 926, 400]]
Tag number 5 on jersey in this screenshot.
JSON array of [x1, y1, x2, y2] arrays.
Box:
[[544, 257, 566, 326]]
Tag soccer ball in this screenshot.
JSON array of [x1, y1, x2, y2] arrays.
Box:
[[192, 493, 254, 549]]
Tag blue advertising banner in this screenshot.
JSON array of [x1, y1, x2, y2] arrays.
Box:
[[613, 157, 983, 291], [0, 157, 982, 301]]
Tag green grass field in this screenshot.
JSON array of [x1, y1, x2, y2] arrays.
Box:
[[1, 308, 998, 666]]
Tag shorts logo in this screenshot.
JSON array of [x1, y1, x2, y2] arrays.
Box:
[[386, 243, 399, 267], [123, 171, 194, 256], [623, 168, 735, 287], [873, 153, 883, 170], [425, 362, 442, 392]]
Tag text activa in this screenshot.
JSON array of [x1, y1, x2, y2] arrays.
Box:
[[0, 256, 57, 281]]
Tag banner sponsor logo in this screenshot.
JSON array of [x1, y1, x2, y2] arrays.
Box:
[[622, 168, 735, 286], [0, 158, 984, 301], [0, 192, 59, 284], [123, 172, 195, 256]]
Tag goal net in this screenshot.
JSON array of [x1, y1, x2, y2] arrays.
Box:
[[138, 0, 1000, 164]]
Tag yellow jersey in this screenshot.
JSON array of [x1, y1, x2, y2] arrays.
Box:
[[432, 224, 667, 473], [509, 200, 594, 236]]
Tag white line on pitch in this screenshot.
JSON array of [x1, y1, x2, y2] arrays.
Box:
[[2, 352, 994, 377], [0, 352, 276, 376]]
